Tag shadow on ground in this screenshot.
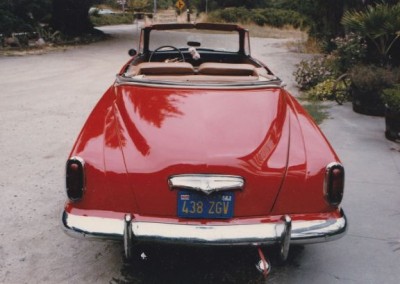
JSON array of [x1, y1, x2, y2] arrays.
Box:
[[110, 244, 305, 284]]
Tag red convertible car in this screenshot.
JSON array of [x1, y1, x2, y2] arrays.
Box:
[[62, 23, 347, 264]]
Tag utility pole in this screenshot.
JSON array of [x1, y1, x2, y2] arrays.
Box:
[[154, 0, 157, 15], [186, 0, 190, 22]]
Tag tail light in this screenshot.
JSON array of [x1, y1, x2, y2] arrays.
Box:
[[66, 157, 85, 202], [324, 162, 344, 206]]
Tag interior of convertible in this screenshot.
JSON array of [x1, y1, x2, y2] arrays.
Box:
[[122, 24, 278, 84], [125, 61, 276, 83]]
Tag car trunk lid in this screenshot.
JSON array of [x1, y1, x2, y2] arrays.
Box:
[[113, 85, 290, 217]]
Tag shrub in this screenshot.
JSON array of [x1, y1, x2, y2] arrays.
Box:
[[257, 8, 308, 29], [0, 9, 32, 36], [382, 84, 400, 112], [207, 7, 309, 30], [90, 14, 133, 26], [253, 12, 267, 26], [349, 65, 400, 115], [293, 57, 334, 90], [302, 103, 329, 125], [330, 33, 367, 73], [207, 7, 251, 23], [306, 78, 338, 101], [158, 0, 174, 9], [349, 65, 397, 93], [342, 2, 400, 65]]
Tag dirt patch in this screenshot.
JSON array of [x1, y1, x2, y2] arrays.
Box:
[[0, 29, 110, 57], [0, 45, 70, 56]]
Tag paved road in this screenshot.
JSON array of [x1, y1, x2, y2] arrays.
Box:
[[0, 25, 399, 283]]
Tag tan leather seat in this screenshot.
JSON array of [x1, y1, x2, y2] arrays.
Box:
[[198, 63, 256, 76], [136, 62, 195, 75]]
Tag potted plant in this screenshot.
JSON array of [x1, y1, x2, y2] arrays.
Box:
[[382, 84, 400, 141], [349, 65, 396, 116]]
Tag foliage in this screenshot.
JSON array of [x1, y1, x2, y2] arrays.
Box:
[[207, 7, 308, 29], [157, 0, 174, 10], [302, 102, 329, 125], [252, 12, 267, 26], [0, 9, 31, 36], [330, 33, 368, 73], [0, 0, 52, 35], [202, 0, 350, 45], [276, 0, 399, 50], [270, 0, 347, 49], [52, 0, 96, 36], [306, 78, 337, 101], [90, 13, 133, 26], [349, 65, 397, 93], [36, 25, 61, 43], [382, 84, 400, 112], [293, 57, 334, 90], [128, 0, 150, 12], [192, 0, 268, 12], [207, 7, 251, 23], [356, 66, 397, 92], [342, 2, 400, 64], [101, 0, 122, 9], [349, 64, 400, 115], [253, 8, 309, 29]]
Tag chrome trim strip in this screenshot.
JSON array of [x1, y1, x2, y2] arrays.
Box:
[[62, 210, 347, 246], [289, 212, 347, 243], [115, 76, 284, 90], [62, 211, 124, 240], [69, 156, 85, 166], [169, 174, 244, 195]]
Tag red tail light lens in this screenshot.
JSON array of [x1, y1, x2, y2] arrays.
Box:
[[325, 162, 344, 206], [66, 157, 85, 202]]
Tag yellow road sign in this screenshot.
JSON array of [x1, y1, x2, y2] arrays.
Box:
[[176, 0, 185, 11]]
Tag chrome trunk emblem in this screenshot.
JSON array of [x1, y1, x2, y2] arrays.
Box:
[[168, 174, 244, 195]]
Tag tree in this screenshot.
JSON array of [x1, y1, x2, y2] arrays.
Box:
[[128, 0, 150, 12], [192, 0, 269, 12], [342, 2, 400, 65], [288, 0, 346, 44], [52, 0, 99, 36], [0, 0, 52, 35]]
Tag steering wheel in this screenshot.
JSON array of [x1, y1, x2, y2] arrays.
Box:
[[149, 45, 185, 62]]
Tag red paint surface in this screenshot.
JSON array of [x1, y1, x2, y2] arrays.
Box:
[[65, 84, 342, 222]]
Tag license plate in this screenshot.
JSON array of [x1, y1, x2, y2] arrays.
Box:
[[177, 191, 234, 219]]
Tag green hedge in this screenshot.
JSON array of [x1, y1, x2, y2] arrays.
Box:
[[208, 7, 251, 23], [255, 8, 309, 29], [0, 9, 33, 35], [90, 14, 133, 27], [208, 7, 309, 29]]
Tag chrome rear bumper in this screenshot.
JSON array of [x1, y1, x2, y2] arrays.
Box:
[[62, 209, 347, 247]]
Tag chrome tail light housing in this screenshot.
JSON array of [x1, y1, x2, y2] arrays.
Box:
[[66, 156, 85, 202], [324, 162, 344, 206]]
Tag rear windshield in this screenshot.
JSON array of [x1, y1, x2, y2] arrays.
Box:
[[148, 30, 240, 53]]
